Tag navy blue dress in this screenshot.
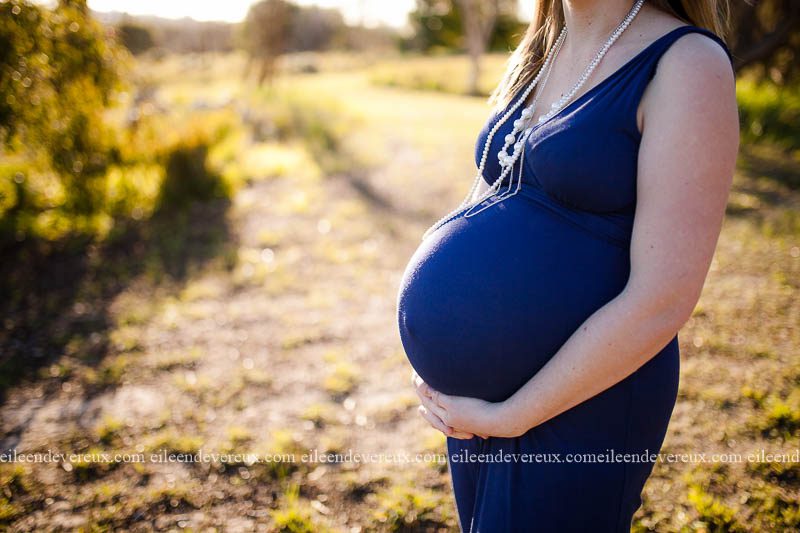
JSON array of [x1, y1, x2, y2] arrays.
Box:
[[396, 25, 733, 532]]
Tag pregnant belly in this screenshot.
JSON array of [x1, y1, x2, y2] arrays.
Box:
[[396, 189, 631, 403]]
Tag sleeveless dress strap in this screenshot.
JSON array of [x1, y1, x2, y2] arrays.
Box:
[[604, 24, 735, 145], [644, 25, 734, 83]]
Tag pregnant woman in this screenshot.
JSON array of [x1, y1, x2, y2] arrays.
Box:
[[396, 0, 739, 531]]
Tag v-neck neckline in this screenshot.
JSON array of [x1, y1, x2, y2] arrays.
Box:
[[517, 24, 695, 132]]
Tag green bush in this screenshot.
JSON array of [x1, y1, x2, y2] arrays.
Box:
[[156, 138, 231, 212], [737, 78, 800, 151], [0, 0, 128, 245]]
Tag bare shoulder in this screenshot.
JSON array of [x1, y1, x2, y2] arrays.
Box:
[[650, 30, 737, 107], [661, 30, 734, 85], [640, 29, 738, 136]]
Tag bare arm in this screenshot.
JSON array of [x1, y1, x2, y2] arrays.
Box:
[[420, 34, 740, 438]]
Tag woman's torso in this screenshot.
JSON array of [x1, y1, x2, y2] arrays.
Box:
[[396, 25, 733, 403]]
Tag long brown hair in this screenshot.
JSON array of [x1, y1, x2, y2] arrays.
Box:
[[488, 0, 732, 112]]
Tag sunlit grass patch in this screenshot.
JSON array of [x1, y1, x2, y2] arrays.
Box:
[[745, 485, 800, 531], [153, 346, 204, 371], [327, 197, 368, 224], [0, 464, 35, 523], [0, 464, 34, 495], [270, 484, 332, 533], [231, 246, 298, 292], [116, 296, 158, 327], [145, 428, 204, 456], [371, 392, 419, 425], [80, 354, 136, 389], [322, 348, 346, 363], [240, 141, 322, 182], [269, 188, 324, 217], [95, 415, 125, 445], [256, 227, 285, 248], [0, 497, 23, 524], [304, 287, 337, 310], [108, 325, 145, 353], [137, 482, 202, 515], [697, 384, 739, 410], [241, 367, 273, 388], [251, 87, 361, 175], [301, 402, 340, 428], [313, 240, 362, 265], [255, 429, 308, 481], [224, 425, 253, 450], [747, 455, 800, 485], [67, 445, 121, 481], [757, 389, 800, 438], [368, 53, 508, 98], [315, 425, 352, 457], [179, 278, 225, 302], [333, 470, 390, 502], [686, 483, 747, 532], [741, 385, 769, 408], [75, 480, 129, 516], [75, 480, 203, 531], [172, 370, 214, 397], [370, 481, 454, 531], [280, 330, 330, 352], [323, 361, 361, 399]]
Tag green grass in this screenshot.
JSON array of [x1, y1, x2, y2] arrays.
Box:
[[368, 52, 509, 98], [371, 483, 454, 531]]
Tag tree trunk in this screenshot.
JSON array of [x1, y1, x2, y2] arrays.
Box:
[[456, 0, 499, 96]]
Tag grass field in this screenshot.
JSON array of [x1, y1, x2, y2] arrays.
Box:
[[0, 51, 798, 531]]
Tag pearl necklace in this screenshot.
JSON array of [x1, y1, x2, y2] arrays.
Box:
[[421, 0, 646, 241]]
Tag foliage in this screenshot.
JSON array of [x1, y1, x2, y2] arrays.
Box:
[[729, 0, 800, 85], [0, 0, 128, 243], [240, 0, 347, 56], [241, 0, 295, 59], [0, 1, 248, 247], [406, 0, 524, 53], [156, 133, 231, 213], [115, 22, 154, 56], [737, 77, 800, 151]]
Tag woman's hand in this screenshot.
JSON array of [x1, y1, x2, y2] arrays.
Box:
[[412, 370, 475, 439], [411, 371, 524, 439]]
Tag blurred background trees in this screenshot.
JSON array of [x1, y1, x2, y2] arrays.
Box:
[[407, 0, 524, 94], [241, 0, 295, 86], [115, 20, 155, 56], [729, 0, 799, 85], [406, 0, 523, 53]]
